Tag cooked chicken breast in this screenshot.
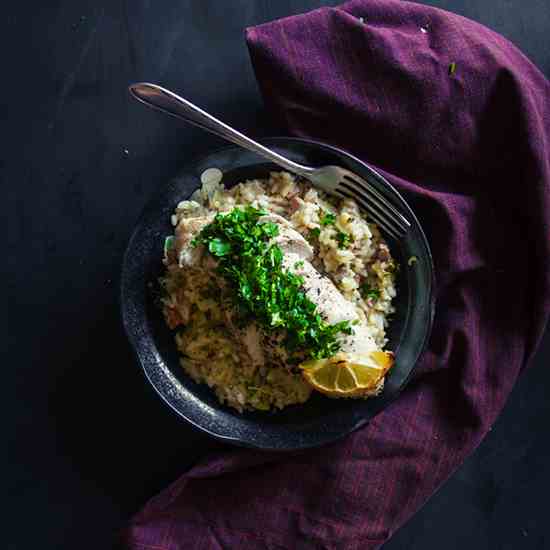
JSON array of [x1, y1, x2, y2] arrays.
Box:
[[285, 253, 378, 355], [172, 211, 377, 367], [173, 215, 213, 268], [260, 214, 378, 357]]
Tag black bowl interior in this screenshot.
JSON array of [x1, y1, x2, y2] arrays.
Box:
[[121, 137, 434, 450]]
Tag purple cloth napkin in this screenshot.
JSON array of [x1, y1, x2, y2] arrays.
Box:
[[123, 1, 550, 548]]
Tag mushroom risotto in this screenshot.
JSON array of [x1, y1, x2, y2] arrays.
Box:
[[161, 171, 398, 412]]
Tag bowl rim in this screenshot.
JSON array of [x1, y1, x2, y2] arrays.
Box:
[[120, 136, 436, 450]]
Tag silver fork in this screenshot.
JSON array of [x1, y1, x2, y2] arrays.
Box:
[[129, 83, 411, 239]]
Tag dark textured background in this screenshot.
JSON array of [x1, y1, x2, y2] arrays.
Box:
[[4, 1, 549, 549]]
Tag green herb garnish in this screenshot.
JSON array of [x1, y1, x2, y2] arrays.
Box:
[[309, 227, 321, 239], [294, 260, 305, 269], [320, 211, 336, 226], [208, 237, 232, 256], [193, 206, 352, 359], [448, 62, 456, 75], [336, 230, 353, 249], [360, 282, 381, 301]]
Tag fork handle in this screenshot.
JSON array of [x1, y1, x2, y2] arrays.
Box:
[[129, 83, 314, 177]]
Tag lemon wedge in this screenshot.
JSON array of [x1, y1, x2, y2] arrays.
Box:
[[299, 351, 393, 398]]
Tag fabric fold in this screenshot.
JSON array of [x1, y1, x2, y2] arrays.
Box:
[[124, 1, 550, 548]]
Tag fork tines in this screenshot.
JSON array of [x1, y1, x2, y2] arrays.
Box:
[[337, 173, 411, 240]]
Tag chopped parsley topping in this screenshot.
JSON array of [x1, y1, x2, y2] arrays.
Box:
[[360, 282, 380, 301], [208, 237, 231, 256], [294, 260, 305, 269], [336, 230, 353, 249], [309, 227, 321, 239], [314, 212, 353, 249], [192, 206, 352, 359], [320, 211, 336, 226]]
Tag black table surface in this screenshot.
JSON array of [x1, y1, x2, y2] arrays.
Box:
[[4, 2, 549, 549]]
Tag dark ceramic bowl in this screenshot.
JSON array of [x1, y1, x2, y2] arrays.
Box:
[[121, 137, 434, 450]]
